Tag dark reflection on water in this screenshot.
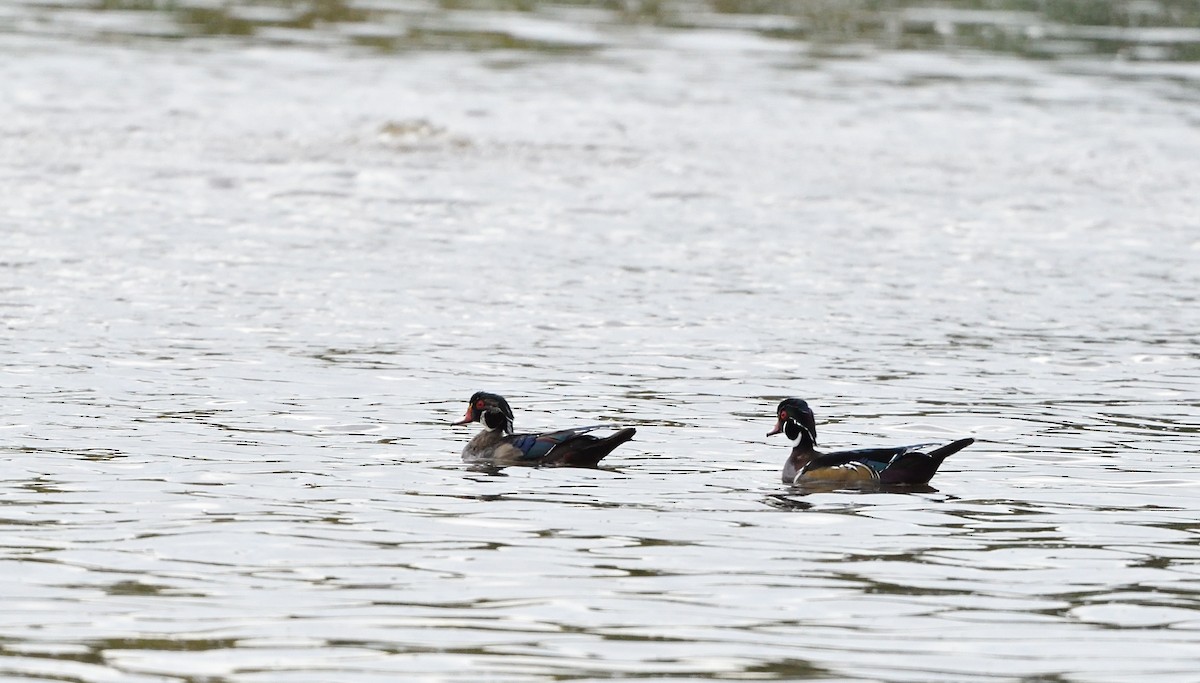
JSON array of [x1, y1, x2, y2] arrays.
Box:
[[8, 0, 1200, 60]]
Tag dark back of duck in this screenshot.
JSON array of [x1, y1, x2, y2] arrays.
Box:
[[547, 427, 637, 467], [878, 437, 974, 485]]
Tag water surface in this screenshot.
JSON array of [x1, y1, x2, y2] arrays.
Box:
[[2, 1, 1199, 681]]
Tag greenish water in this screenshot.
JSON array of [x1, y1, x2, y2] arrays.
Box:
[[10, 0, 1200, 60]]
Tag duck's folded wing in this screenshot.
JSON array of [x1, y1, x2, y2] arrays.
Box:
[[508, 426, 606, 462], [803, 444, 938, 473]]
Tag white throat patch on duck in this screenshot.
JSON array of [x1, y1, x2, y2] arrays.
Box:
[[784, 419, 816, 449], [481, 409, 513, 434]]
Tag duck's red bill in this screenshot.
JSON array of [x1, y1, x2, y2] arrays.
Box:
[[451, 407, 475, 425], [765, 418, 784, 437]]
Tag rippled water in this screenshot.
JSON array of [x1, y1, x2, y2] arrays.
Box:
[[3, 1, 1200, 681]]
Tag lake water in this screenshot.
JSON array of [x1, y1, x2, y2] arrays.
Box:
[[2, 1, 1199, 681]]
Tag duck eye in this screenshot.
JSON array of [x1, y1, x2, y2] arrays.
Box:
[[475, 400, 486, 409], [779, 410, 788, 420]]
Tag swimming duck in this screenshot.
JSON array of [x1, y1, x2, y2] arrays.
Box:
[[766, 398, 973, 486], [451, 391, 636, 467]]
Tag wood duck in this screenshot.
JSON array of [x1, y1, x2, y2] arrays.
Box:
[[766, 398, 973, 486], [451, 391, 636, 467]]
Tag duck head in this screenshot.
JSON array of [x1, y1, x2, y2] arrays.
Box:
[[452, 391, 515, 434], [766, 398, 817, 448]]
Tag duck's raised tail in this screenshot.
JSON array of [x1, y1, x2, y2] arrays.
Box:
[[929, 437, 975, 464], [553, 427, 637, 468], [877, 437, 974, 486]]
